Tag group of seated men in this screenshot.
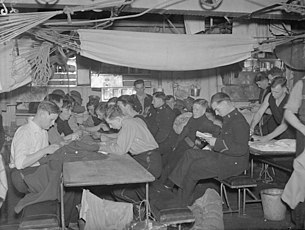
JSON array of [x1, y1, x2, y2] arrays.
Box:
[[9, 73, 305, 227]]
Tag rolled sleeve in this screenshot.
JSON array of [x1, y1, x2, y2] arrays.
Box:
[[100, 122, 135, 155]]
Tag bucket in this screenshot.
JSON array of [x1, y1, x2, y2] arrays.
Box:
[[190, 88, 200, 97], [260, 188, 286, 221]]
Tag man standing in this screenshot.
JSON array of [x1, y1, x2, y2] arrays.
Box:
[[250, 77, 295, 140], [168, 92, 250, 207], [281, 77, 305, 228], [255, 72, 271, 104], [130, 79, 153, 116]]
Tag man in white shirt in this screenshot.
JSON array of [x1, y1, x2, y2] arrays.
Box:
[[10, 101, 81, 227], [10, 101, 60, 171]]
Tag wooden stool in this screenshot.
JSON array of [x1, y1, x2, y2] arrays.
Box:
[[159, 208, 195, 230], [19, 200, 60, 230], [217, 175, 261, 215], [18, 214, 60, 230]]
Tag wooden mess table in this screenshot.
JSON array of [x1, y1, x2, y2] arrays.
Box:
[[61, 153, 155, 229], [249, 139, 296, 183]]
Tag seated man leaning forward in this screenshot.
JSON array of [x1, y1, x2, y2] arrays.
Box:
[[10, 101, 60, 172], [98, 105, 162, 179], [167, 92, 250, 207]]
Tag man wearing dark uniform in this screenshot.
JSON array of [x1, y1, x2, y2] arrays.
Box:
[[167, 92, 250, 207], [151, 92, 176, 166], [160, 99, 220, 184]]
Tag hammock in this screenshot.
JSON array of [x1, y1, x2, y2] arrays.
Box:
[[0, 11, 62, 45], [0, 0, 127, 45]]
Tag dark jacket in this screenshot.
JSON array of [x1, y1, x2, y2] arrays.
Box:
[[175, 114, 221, 147], [153, 104, 176, 144], [130, 94, 153, 115]]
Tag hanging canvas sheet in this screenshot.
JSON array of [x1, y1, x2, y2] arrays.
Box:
[[0, 40, 32, 93], [78, 29, 257, 71]]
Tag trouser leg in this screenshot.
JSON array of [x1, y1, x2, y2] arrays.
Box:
[[133, 149, 162, 179], [292, 201, 305, 229], [174, 150, 219, 206], [63, 188, 82, 226], [169, 149, 210, 188]]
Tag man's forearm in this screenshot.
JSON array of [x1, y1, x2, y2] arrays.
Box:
[[264, 123, 288, 141], [20, 148, 48, 169], [250, 112, 262, 131], [285, 110, 305, 134]]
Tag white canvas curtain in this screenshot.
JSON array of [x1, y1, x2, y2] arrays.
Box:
[[78, 29, 257, 71], [0, 40, 32, 93]]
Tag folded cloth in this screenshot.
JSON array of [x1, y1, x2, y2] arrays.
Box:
[[80, 189, 133, 230], [15, 160, 62, 213]]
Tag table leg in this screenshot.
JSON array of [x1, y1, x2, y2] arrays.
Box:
[[251, 158, 253, 178], [60, 176, 65, 230], [145, 182, 149, 226], [258, 163, 273, 183]]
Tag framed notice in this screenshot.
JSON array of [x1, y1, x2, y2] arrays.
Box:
[[91, 73, 123, 88]]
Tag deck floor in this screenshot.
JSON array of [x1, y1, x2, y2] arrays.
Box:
[[0, 163, 296, 229]]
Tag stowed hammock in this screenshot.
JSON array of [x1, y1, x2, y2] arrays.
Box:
[[0, 30, 79, 93], [0, 0, 187, 92], [78, 29, 258, 71], [0, 0, 302, 92], [0, 0, 128, 92], [0, 0, 128, 45]]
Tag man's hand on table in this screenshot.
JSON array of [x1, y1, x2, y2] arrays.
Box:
[[100, 134, 111, 142], [100, 123, 110, 132], [91, 132, 102, 140], [252, 135, 270, 143], [59, 140, 71, 146], [98, 141, 109, 153]]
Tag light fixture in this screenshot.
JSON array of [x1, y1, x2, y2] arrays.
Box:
[[199, 0, 223, 10]]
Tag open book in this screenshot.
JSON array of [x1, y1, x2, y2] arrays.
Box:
[[196, 131, 212, 139]]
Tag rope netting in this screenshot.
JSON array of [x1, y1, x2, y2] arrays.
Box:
[[0, 0, 129, 86], [11, 40, 53, 86], [0, 0, 128, 45], [0, 11, 62, 45]]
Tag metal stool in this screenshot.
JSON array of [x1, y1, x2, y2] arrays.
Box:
[[159, 208, 195, 230], [217, 175, 261, 215]]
